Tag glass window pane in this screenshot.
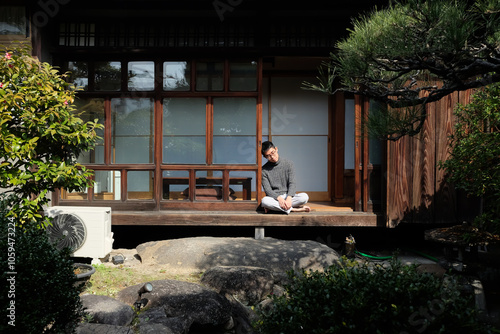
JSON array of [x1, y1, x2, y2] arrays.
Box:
[[73, 98, 105, 164], [270, 77, 328, 135], [128, 61, 155, 91], [196, 61, 223, 91], [127, 171, 154, 200], [94, 170, 121, 200], [213, 136, 256, 164], [95, 61, 121, 91], [163, 61, 190, 91], [229, 171, 256, 201], [229, 61, 257, 91], [195, 171, 223, 201], [112, 98, 154, 164], [162, 170, 189, 200], [67, 61, 88, 90], [60, 188, 87, 200], [213, 98, 256, 164], [214, 98, 256, 135], [0, 7, 26, 35], [163, 98, 206, 164]]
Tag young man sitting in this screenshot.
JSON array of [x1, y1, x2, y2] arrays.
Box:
[[260, 141, 310, 214]]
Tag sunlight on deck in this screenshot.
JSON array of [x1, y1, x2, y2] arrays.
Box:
[[308, 202, 354, 212]]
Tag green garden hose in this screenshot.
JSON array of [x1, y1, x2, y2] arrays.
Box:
[[403, 248, 439, 262], [354, 250, 392, 260], [354, 248, 439, 262]]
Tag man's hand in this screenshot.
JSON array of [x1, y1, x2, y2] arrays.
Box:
[[278, 196, 292, 210]]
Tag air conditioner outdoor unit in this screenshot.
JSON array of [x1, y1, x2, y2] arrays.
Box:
[[45, 206, 114, 259]]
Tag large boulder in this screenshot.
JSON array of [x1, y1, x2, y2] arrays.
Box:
[[116, 279, 233, 332], [200, 266, 275, 305], [136, 237, 339, 275], [201, 266, 288, 334], [224, 294, 260, 334], [137, 307, 191, 334], [80, 294, 135, 326], [76, 323, 133, 334]]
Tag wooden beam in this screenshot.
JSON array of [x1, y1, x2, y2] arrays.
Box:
[[112, 211, 378, 227]]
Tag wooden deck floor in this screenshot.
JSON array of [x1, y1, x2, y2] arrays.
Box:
[[112, 202, 380, 227]]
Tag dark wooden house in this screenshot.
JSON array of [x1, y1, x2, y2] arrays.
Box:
[[1, 0, 475, 229]]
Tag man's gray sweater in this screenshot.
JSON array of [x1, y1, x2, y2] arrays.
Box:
[[261, 158, 297, 200]]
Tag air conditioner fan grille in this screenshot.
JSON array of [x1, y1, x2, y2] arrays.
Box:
[[47, 213, 87, 252]]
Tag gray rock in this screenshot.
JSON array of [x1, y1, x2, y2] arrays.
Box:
[[201, 266, 275, 305], [76, 238, 342, 334], [116, 279, 233, 331], [224, 294, 259, 334], [138, 322, 176, 334], [200, 266, 292, 334], [76, 322, 133, 334], [136, 237, 339, 275], [105, 248, 142, 266], [138, 307, 192, 334], [81, 294, 135, 326]]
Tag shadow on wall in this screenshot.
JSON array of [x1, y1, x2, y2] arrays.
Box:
[[388, 178, 481, 227]]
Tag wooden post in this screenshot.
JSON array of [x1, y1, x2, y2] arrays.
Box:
[[362, 98, 370, 212], [354, 95, 363, 211], [333, 92, 345, 200]]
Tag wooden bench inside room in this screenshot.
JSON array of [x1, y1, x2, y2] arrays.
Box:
[[163, 177, 253, 201]]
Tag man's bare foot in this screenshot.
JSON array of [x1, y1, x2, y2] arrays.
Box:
[[291, 205, 311, 213]]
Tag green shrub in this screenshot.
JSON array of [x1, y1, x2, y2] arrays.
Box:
[[439, 83, 500, 234], [0, 45, 101, 229], [0, 198, 84, 333], [255, 257, 489, 334]]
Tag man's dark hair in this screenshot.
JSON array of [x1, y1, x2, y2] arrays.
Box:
[[261, 141, 275, 155]]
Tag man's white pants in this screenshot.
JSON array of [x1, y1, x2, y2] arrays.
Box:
[[261, 193, 309, 214]]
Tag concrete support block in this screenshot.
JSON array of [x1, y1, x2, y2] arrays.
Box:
[[255, 227, 265, 240]]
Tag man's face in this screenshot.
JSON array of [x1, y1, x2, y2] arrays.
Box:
[[263, 146, 279, 163]]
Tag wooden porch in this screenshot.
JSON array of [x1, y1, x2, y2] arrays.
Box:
[[112, 202, 380, 227]]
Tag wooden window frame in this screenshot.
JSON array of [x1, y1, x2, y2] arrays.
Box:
[[54, 58, 263, 211]]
